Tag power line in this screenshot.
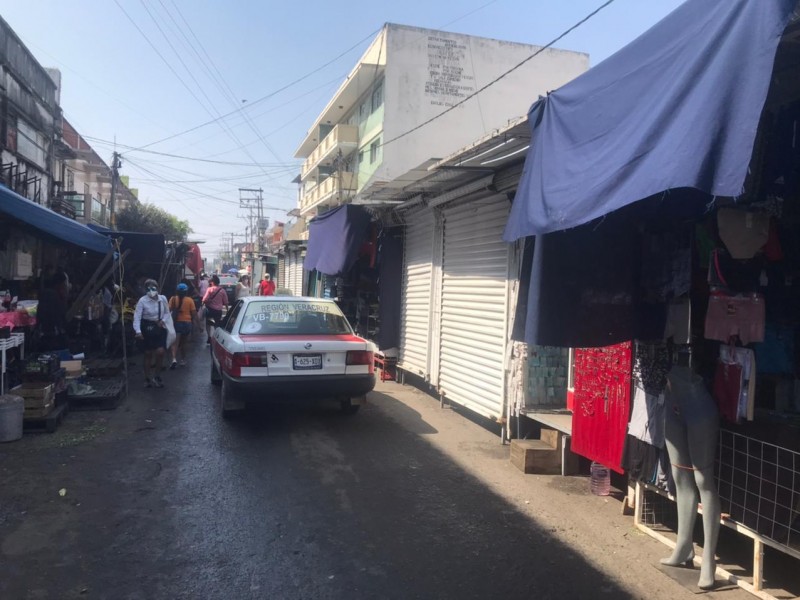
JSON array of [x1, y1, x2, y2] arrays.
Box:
[[129, 26, 382, 151], [84, 136, 297, 167], [381, 0, 616, 150], [133, 0, 283, 185]]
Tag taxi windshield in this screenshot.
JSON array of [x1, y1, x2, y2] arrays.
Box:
[[239, 301, 353, 336]]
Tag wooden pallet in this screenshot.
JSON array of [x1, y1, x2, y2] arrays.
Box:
[[68, 378, 125, 411], [23, 402, 68, 433]]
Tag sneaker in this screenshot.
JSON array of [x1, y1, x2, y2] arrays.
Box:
[[170, 360, 178, 370], [153, 376, 164, 388]]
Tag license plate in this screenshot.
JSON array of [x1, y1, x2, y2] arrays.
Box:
[[293, 354, 322, 370]]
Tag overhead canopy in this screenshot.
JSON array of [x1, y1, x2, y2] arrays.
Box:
[[304, 205, 371, 276], [0, 184, 112, 254], [504, 0, 798, 240], [87, 223, 165, 263]]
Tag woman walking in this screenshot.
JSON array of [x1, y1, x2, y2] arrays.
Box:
[[133, 279, 169, 388], [235, 274, 251, 301], [202, 274, 228, 344], [168, 283, 196, 369]]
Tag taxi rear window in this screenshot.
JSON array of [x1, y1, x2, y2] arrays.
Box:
[[239, 301, 353, 336]]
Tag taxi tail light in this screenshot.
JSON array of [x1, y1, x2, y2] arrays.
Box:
[[230, 352, 269, 376], [346, 350, 374, 374]]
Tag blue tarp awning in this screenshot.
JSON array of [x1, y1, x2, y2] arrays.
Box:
[[87, 223, 165, 263], [504, 0, 797, 241], [304, 205, 371, 276], [0, 185, 113, 254]]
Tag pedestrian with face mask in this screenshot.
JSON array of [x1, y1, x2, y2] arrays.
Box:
[[168, 283, 196, 369], [133, 279, 169, 388]]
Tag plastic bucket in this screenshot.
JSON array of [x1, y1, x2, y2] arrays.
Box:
[[0, 394, 24, 442]]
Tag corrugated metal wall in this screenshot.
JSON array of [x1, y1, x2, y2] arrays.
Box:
[[437, 196, 511, 420], [398, 208, 435, 378]]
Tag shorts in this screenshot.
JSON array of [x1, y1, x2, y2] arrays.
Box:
[[139, 321, 167, 351], [206, 308, 222, 325], [175, 321, 192, 335]]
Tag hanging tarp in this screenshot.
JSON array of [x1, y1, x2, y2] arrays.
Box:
[[304, 205, 371, 276], [504, 0, 797, 241], [0, 184, 112, 254], [87, 223, 165, 264]]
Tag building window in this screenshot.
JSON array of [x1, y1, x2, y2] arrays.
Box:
[[66, 169, 75, 192], [370, 138, 381, 164], [16, 119, 47, 169], [371, 82, 383, 113], [358, 151, 364, 165], [359, 102, 368, 120]]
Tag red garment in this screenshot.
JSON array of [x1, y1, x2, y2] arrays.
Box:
[[260, 280, 276, 296]]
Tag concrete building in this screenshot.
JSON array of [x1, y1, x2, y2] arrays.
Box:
[[0, 16, 59, 207], [53, 119, 138, 226], [293, 23, 589, 218]]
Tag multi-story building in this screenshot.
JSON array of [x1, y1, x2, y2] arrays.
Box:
[[0, 16, 59, 207], [293, 23, 589, 219], [53, 118, 137, 226]]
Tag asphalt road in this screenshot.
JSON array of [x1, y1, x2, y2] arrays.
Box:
[[0, 335, 757, 599]]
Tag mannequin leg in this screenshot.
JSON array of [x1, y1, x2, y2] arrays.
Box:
[[687, 420, 720, 590], [661, 409, 698, 566]]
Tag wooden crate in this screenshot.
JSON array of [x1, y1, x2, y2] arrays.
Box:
[[11, 383, 55, 408], [24, 401, 54, 418]]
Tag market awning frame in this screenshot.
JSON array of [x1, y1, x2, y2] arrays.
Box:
[[0, 184, 113, 254]]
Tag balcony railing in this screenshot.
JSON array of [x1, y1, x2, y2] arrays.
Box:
[[300, 124, 358, 181], [61, 192, 88, 219], [299, 172, 357, 215], [91, 197, 106, 225]]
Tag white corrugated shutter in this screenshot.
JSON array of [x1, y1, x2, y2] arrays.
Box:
[[399, 208, 435, 378], [288, 251, 303, 296], [278, 254, 287, 289], [437, 196, 511, 420]]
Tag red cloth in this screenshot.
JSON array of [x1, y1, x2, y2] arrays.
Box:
[[0, 311, 36, 330], [260, 280, 276, 296]]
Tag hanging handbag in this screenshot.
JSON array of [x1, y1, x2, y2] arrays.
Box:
[[713, 350, 744, 424], [704, 293, 765, 345]]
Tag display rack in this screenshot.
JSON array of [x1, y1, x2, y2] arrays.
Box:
[[634, 453, 800, 600]]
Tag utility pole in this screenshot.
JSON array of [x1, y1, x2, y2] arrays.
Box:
[[109, 151, 121, 229], [239, 188, 265, 282]]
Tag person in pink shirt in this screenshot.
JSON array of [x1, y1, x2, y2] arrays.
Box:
[[202, 274, 228, 344]]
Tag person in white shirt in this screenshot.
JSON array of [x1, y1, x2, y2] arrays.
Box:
[[133, 278, 169, 388], [235, 274, 251, 301], [198, 274, 209, 298]]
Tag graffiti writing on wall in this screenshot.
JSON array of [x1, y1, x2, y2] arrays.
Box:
[[425, 36, 476, 107]]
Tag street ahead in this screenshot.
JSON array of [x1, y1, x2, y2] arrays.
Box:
[[0, 337, 750, 600]]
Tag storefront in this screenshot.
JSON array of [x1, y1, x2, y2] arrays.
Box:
[[504, 1, 800, 596]]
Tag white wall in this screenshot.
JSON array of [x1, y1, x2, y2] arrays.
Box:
[[379, 25, 588, 183]]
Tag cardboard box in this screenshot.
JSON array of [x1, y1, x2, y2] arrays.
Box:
[[60, 360, 82, 376], [11, 383, 55, 408]]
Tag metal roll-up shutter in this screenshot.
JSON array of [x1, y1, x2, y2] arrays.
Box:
[[278, 254, 287, 289], [438, 196, 511, 420], [289, 251, 303, 296], [399, 208, 435, 378]]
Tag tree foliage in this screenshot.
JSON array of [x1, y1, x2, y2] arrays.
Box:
[[116, 203, 192, 241]]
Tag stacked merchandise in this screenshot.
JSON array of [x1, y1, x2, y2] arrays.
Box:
[[12, 352, 68, 432]]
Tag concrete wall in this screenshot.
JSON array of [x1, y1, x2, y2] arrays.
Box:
[[378, 24, 588, 184]]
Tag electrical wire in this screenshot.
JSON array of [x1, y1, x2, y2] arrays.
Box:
[[128, 27, 382, 151]]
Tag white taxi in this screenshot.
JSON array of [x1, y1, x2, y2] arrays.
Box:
[[210, 296, 376, 417]]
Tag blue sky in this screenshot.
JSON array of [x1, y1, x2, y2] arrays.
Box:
[[3, 0, 684, 257]]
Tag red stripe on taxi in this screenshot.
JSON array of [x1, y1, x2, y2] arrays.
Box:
[[240, 334, 366, 343]]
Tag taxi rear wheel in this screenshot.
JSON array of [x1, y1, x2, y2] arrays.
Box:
[[339, 398, 361, 415], [220, 377, 244, 418], [210, 360, 222, 386]]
